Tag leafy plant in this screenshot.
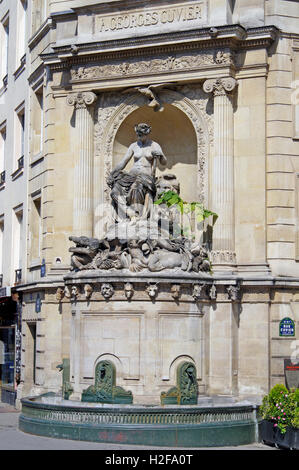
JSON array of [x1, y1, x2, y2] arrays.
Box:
[[154, 191, 218, 223], [260, 384, 299, 434]]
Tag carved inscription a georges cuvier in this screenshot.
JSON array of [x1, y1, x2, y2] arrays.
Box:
[[95, 2, 207, 38]]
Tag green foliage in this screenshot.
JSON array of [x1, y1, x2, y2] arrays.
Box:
[[154, 191, 218, 223], [291, 388, 299, 429], [260, 384, 299, 434]]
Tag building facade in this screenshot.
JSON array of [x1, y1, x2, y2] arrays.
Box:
[[0, 0, 299, 406]]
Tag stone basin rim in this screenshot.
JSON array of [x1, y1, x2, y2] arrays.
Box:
[[21, 395, 259, 412]]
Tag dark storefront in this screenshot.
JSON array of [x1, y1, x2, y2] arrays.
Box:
[[0, 289, 21, 405]]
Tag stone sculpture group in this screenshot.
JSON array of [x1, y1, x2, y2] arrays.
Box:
[[69, 123, 211, 274]]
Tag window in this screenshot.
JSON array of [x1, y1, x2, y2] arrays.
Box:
[[31, 87, 43, 157], [30, 194, 42, 262], [16, 1, 27, 67], [12, 207, 23, 284], [0, 122, 6, 180], [0, 13, 9, 83], [14, 104, 25, 171]]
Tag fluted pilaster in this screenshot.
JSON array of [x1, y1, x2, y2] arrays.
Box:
[[203, 78, 237, 265], [67, 92, 97, 237]]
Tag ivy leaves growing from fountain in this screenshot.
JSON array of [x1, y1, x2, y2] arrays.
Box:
[[154, 190, 218, 239]]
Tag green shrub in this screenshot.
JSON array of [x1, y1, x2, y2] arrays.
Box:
[[260, 384, 298, 434]]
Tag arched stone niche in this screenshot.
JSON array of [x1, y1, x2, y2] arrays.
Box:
[[94, 87, 212, 237], [113, 103, 197, 202]]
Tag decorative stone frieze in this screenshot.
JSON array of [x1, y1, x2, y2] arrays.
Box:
[[70, 50, 234, 83]]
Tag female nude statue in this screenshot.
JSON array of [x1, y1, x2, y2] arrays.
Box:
[[107, 123, 167, 221]]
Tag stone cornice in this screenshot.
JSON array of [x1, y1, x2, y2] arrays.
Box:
[[28, 17, 55, 51], [40, 25, 279, 70]]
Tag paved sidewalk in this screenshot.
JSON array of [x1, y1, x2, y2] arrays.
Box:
[[0, 402, 276, 451]]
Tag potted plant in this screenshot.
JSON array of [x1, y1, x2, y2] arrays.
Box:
[[260, 384, 299, 449]]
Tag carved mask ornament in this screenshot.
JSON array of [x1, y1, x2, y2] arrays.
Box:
[[84, 284, 93, 300], [124, 282, 134, 300], [146, 283, 159, 299], [101, 283, 114, 300]]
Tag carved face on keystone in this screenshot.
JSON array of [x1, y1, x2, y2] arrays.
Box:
[[101, 283, 114, 299]]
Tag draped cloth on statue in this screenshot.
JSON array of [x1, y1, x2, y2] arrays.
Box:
[[107, 169, 156, 220]]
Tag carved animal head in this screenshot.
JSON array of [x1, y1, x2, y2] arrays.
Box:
[[146, 283, 159, 298], [69, 235, 100, 251]]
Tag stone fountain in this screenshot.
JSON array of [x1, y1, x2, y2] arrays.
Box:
[[19, 123, 260, 447]]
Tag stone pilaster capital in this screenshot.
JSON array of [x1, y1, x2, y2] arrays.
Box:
[[203, 77, 238, 97], [66, 91, 97, 109]]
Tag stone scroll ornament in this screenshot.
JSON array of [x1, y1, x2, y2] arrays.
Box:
[[203, 77, 237, 96], [68, 122, 215, 275], [161, 362, 198, 405], [66, 91, 97, 109], [81, 360, 133, 404]]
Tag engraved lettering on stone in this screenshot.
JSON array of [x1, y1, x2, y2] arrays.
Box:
[[96, 3, 203, 33]]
